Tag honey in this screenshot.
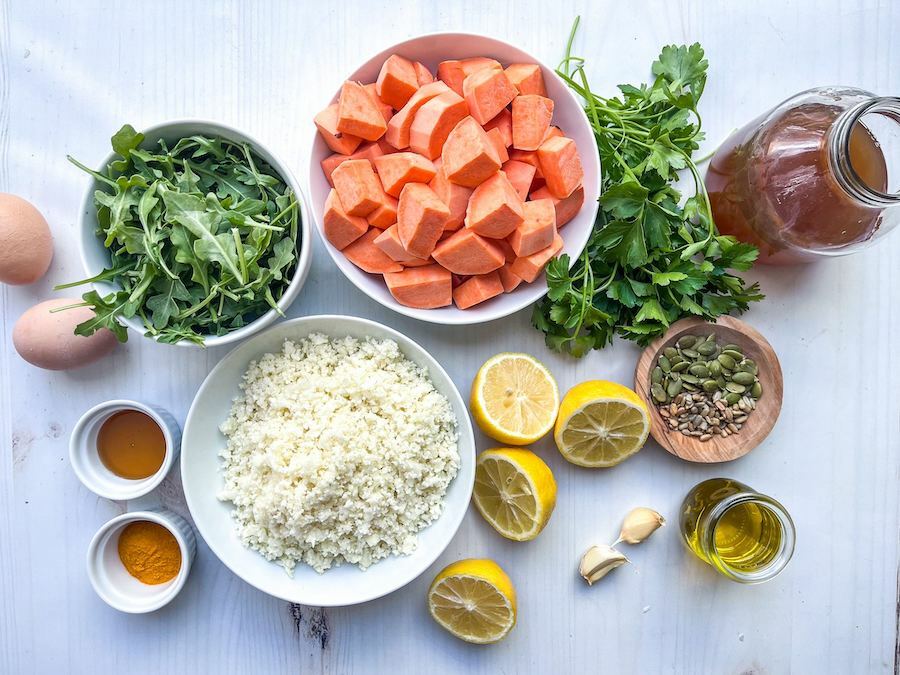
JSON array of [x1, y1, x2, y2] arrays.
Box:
[[97, 409, 166, 479], [680, 478, 795, 583]]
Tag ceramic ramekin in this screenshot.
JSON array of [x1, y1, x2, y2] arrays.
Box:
[[86, 509, 196, 613], [70, 399, 181, 500]]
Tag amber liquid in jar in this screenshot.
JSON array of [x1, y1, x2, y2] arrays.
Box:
[[97, 410, 166, 479], [707, 103, 889, 263]]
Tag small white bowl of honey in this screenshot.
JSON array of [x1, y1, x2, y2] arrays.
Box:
[[70, 399, 180, 500]]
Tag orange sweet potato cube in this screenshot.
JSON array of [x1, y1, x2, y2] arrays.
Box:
[[464, 171, 524, 239], [323, 189, 368, 250], [397, 183, 450, 258], [375, 54, 419, 109], [373, 224, 417, 262], [504, 63, 548, 96], [486, 128, 509, 163], [331, 159, 382, 217], [452, 271, 504, 309], [502, 159, 537, 201], [437, 57, 501, 96], [512, 95, 555, 151], [315, 103, 363, 155], [529, 184, 585, 227], [537, 136, 583, 199], [366, 187, 399, 229], [383, 264, 452, 309], [509, 233, 564, 282], [441, 117, 501, 189], [484, 109, 513, 147], [409, 90, 470, 160], [463, 67, 518, 125], [337, 81, 388, 142], [374, 152, 437, 197], [498, 263, 523, 292], [431, 227, 505, 275], [509, 198, 557, 257], [343, 228, 404, 274], [385, 81, 450, 150], [363, 83, 394, 123], [429, 163, 473, 231], [321, 140, 397, 186], [413, 61, 434, 86]]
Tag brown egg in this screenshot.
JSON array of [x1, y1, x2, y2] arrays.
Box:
[[13, 298, 118, 370], [0, 193, 54, 285]]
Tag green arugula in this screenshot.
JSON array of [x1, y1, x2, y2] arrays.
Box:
[[532, 19, 763, 356], [58, 125, 300, 345]]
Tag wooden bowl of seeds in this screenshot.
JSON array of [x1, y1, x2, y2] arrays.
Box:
[[633, 316, 783, 463]]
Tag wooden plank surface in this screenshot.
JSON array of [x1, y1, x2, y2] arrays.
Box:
[[1, 1, 898, 672]]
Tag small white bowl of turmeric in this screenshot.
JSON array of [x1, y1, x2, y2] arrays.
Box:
[[86, 509, 196, 613]]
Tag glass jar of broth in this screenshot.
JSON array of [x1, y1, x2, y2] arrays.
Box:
[[680, 478, 795, 583], [706, 88, 900, 264]]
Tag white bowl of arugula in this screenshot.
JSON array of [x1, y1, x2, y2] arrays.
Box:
[[60, 120, 312, 347]]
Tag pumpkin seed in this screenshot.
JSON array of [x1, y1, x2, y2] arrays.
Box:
[[716, 375, 727, 388], [671, 361, 689, 373], [682, 382, 699, 392], [663, 347, 679, 360], [731, 371, 756, 386], [680, 374, 701, 385], [696, 342, 718, 356], [725, 382, 746, 394], [689, 364, 710, 377], [651, 383, 667, 402], [707, 360, 722, 376], [659, 355, 671, 373], [676, 335, 698, 349], [739, 359, 758, 375], [717, 354, 736, 370], [725, 392, 741, 405], [667, 379, 683, 397], [651, 367, 663, 384], [722, 349, 744, 361], [702, 380, 719, 393], [723, 344, 741, 352], [751, 381, 763, 398], [669, 354, 685, 365]]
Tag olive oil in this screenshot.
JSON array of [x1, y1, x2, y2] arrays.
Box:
[[97, 409, 166, 479], [680, 478, 795, 582]]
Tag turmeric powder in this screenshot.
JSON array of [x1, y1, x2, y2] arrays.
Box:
[[117, 520, 182, 584]]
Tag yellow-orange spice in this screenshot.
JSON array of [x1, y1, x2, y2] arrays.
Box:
[[117, 521, 181, 585]]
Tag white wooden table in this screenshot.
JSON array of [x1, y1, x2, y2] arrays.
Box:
[[2, 1, 899, 672]]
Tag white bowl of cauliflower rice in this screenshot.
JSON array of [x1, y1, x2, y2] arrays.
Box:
[[180, 315, 475, 606]]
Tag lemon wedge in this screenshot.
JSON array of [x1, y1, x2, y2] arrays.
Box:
[[472, 447, 557, 541], [470, 353, 559, 445], [428, 558, 517, 644], [554, 380, 650, 467]]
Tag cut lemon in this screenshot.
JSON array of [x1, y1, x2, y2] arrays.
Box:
[[470, 353, 559, 445], [554, 380, 650, 468], [428, 558, 517, 644], [472, 448, 557, 541]]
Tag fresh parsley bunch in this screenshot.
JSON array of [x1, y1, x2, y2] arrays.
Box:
[[58, 125, 300, 346], [532, 19, 763, 356]]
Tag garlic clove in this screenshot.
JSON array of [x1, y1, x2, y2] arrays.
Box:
[[579, 544, 629, 585], [616, 507, 665, 545]]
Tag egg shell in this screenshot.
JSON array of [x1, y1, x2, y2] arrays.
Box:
[[0, 193, 54, 285], [13, 298, 118, 370]]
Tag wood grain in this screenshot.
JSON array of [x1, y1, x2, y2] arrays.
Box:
[[0, 1, 899, 673], [633, 316, 783, 463]]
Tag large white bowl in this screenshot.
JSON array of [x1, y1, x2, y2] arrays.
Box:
[[76, 119, 313, 348], [180, 315, 475, 606], [307, 33, 600, 325]]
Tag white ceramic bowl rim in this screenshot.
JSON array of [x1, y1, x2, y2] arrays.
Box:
[[69, 399, 178, 500], [86, 510, 193, 613], [76, 117, 313, 348], [180, 314, 476, 606], [307, 32, 601, 326]]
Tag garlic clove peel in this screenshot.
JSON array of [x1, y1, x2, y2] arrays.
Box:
[[616, 507, 665, 545], [579, 544, 629, 585]]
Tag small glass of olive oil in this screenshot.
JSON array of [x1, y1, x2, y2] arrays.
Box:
[[679, 478, 795, 583]]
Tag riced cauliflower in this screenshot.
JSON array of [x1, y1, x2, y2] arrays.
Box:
[[218, 333, 460, 574]]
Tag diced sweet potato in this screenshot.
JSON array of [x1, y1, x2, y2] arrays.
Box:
[[512, 95, 554, 151], [343, 228, 404, 274], [376, 55, 419, 109], [385, 81, 450, 150], [504, 63, 547, 96], [502, 160, 537, 201], [537, 136, 583, 198], [498, 263, 523, 292], [403, 257, 435, 268], [465, 171, 524, 239], [323, 189, 368, 250], [374, 224, 417, 262], [367, 187, 398, 229], [315, 103, 363, 155], [383, 264, 452, 309], [463, 67, 517, 125], [431, 227, 505, 275], [337, 81, 388, 141], [332, 159, 382, 217], [397, 183, 450, 258], [429, 164, 473, 231], [509, 233, 564, 282], [441, 117, 501, 189], [509, 199, 557, 256], [409, 90, 469, 159], [543, 125, 564, 142], [453, 271, 503, 309], [486, 128, 509, 163], [507, 148, 544, 179], [529, 185, 585, 227], [321, 140, 397, 186], [437, 57, 502, 96], [413, 61, 434, 86], [374, 152, 437, 197], [494, 237, 516, 263], [363, 84, 394, 123], [484, 109, 513, 147]]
